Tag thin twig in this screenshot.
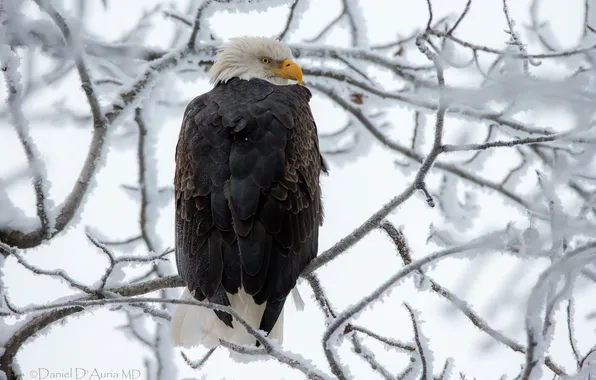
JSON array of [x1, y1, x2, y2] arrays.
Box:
[[321, 235, 503, 379], [181, 348, 216, 370], [188, 1, 212, 49], [350, 325, 416, 352], [502, 0, 537, 73], [404, 303, 432, 380], [383, 219, 567, 377], [427, 28, 596, 59], [424, 0, 434, 31], [350, 335, 394, 380], [303, 30, 448, 276], [278, 0, 300, 41], [521, 241, 596, 379], [10, 248, 96, 294], [567, 298, 582, 368], [446, 0, 472, 36], [134, 108, 158, 254]]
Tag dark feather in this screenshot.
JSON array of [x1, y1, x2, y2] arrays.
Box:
[[256, 297, 286, 347], [174, 77, 326, 336]]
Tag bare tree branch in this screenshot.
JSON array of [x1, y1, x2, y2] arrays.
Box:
[[404, 302, 432, 379], [181, 348, 216, 370], [1, 49, 53, 238], [278, 0, 300, 41], [0, 4, 206, 249], [379, 220, 567, 377]]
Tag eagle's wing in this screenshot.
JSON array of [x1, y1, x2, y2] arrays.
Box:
[[174, 78, 325, 334]]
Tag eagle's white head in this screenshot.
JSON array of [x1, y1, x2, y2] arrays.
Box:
[[209, 36, 303, 86]]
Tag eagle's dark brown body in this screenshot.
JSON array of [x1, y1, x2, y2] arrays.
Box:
[[174, 78, 326, 339]]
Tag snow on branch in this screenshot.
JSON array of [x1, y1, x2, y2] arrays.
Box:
[[0, 3, 200, 249], [404, 302, 433, 380], [3, 295, 331, 380], [521, 241, 596, 380], [0, 7, 54, 240]]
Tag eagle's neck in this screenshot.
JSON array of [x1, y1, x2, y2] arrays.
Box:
[[209, 62, 289, 86]]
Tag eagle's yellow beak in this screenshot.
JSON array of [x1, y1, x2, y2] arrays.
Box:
[[274, 59, 303, 85]]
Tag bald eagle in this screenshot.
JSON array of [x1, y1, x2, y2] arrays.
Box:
[[170, 37, 327, 350]]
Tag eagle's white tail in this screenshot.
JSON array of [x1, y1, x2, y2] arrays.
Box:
[[170, 288, 285, 350]]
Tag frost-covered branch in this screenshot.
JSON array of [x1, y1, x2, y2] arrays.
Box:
[[567, 298, 581, 369], [0, 3, 200, 249], [181, 349, 216, 370], [131, 105, 176, 380], [404, 302, 433, 380], [379, 222, 566, 377], [442, 133, 589, 152], [426, 26, 596, 60], [307, 80, 539, 213], [0, 274, 183, 379], [0, 45, 54, 239], [85, 231, 172, 289], [9, 248, 95, 294], [502, 0, 533, 74], [304, 30, 447, 275], [187, 0, 219, 50], [349, 334, 394, 380], [349, 325, 416, 353], [134, 108, 160, 255], [322, 232, 509, 379], [521, 241, 596, 380], [4, 295, 332, 380], [278, 0, 301, 41], [306, 271, 412, 378]]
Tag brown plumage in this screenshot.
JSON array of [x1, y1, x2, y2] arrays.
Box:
[[172, 73, 327, 349]]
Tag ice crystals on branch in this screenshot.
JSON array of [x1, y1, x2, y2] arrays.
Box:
[[0, 11, 56, 238], [434, 175, 479, 233], [404, 303, 434, 380]]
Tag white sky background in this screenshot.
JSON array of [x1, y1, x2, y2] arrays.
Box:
[[0, 0, 593, 379]]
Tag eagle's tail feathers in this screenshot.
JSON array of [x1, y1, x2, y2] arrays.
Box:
[[257, 297, 286, 347], [291, 286, 305, 311], [170, 288, 284, 353], [210, 287, 234, 328]]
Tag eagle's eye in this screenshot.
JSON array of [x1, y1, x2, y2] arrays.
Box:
[[261, 57, 271, 64]]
